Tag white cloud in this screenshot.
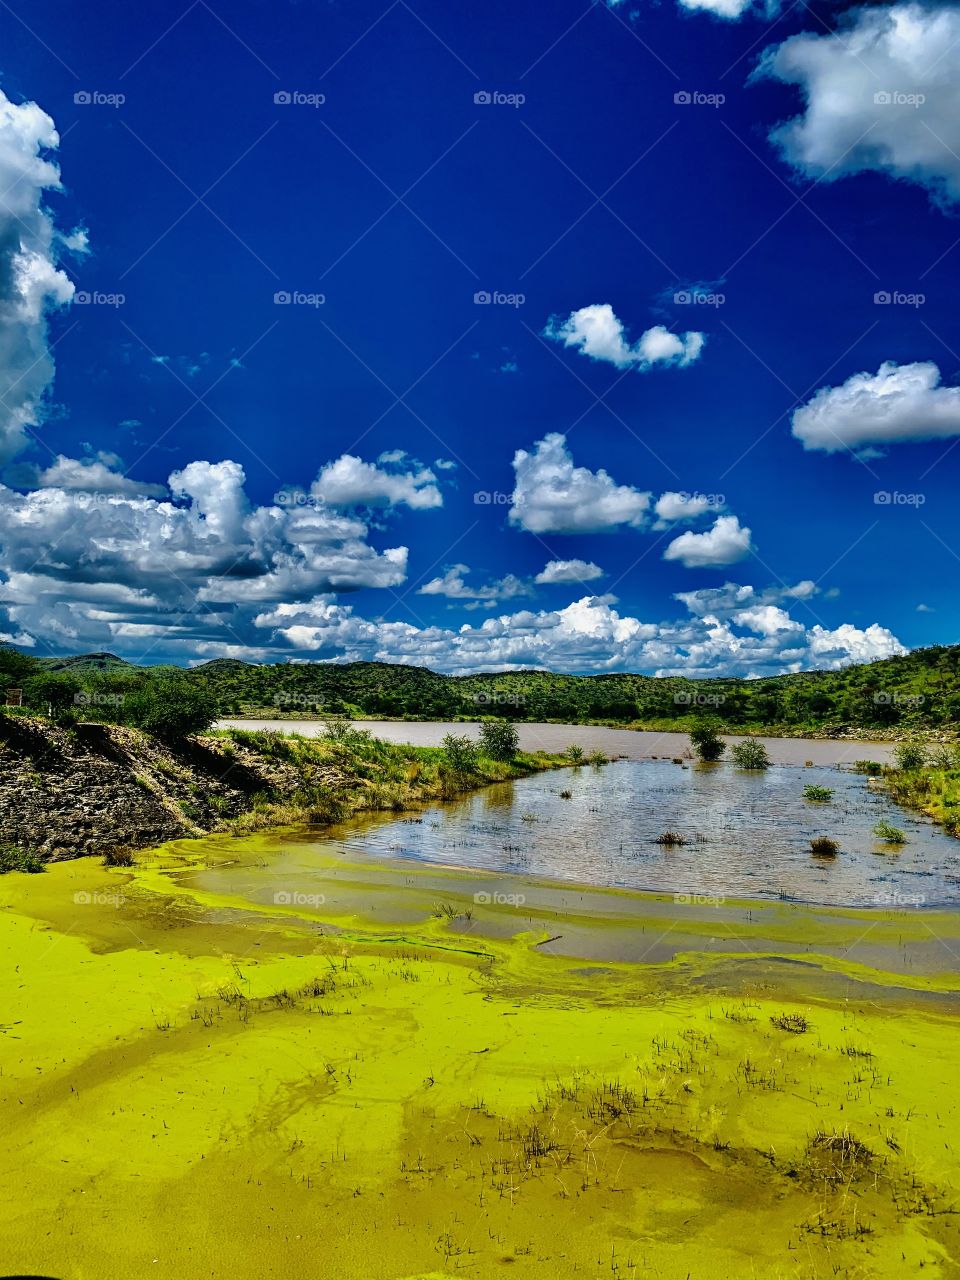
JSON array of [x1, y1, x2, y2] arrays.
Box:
[[675, 580, 817, 618], [0, 90, 81, 463], [679, 0, 756, 18], [654, 491, 721, 526], [663, 514, 753, 568], [251, 589, 904, 677], [535, 558, 605, 585], [312, 452, 442, 509], [733, 604, 803, 636], [509, 433, 651, 534], [791, 360, 960, 453], [35, 454, 165, 497], [544, 304, 704, 371], [757, 4, 960, 206], [418, 564, 532, 603]]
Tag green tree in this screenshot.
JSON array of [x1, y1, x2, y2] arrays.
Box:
[[124, 672, 217, 739], [689, 718, 725, 763], [479, 720, 520, 761]]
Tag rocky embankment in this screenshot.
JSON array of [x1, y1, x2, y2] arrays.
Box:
[[0, 717, 345, 862]]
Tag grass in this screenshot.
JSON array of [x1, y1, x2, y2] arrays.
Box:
[[770, 1012, 809, 1033], [810, 836, 840, 856]]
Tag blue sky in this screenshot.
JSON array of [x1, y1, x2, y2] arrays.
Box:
[[0, 0, 958, 674]]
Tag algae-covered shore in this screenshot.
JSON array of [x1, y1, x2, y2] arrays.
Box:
[[2, 829, 959, 1280]]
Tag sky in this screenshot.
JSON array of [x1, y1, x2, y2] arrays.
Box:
[[0, 0, 958, 676]]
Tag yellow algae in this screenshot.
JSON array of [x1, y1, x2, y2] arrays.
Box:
[[1, 841, 960, 1280]]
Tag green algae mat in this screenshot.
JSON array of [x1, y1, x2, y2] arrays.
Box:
[[1, 838, 959, 1279]]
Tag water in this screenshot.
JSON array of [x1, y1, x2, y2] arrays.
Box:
[[292, 760, 960, 908], [220, 719, 895, 766]]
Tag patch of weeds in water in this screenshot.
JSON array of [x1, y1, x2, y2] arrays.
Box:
[[520, 812, 539, 823], [874, 820, 907, 844], [841, 1041, 875, 1059], [852, 760, 883, 776], [803, 785, 834, 802], [810, 836, 840, 857], [102, 846, 136, 867], [655, 831, 686, 846], [559, 789, 572, 800], [770, 1012, 809, 1034]]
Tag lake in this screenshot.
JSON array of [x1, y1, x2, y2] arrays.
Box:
[[219, 718, 896, 765], [205, 753, 960, 908]]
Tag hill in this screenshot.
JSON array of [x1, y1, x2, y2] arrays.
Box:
[[5, 643, 960, 732]]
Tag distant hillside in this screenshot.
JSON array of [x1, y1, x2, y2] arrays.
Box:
[[185, 647, 960, 732], [6, 644, 960, 732]]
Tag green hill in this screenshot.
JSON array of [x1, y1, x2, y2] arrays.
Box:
[[5, 643, 960, 732]]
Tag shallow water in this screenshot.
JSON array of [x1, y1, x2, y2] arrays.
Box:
[[220, 718, 896, 765], [216, 759, 960, 908]]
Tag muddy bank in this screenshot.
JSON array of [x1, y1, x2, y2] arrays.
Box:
[[1, 843, 959, 1279]]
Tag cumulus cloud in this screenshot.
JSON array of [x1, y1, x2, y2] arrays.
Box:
[[663, 515, 753, 568], [417, 564, 532, 604], [0, 452, 420, 653], [251, 589, 904, 677], [509, 433, 651, 534], [791, 360, 960, 453], [535, 559, 605, 585], [757, 4, 960, 206], [653, 491, 722, 527], [35, 454, 166, 497], [312, 452, 442, 509], [0, 89, 81, 463], [676, 580, 817, 618], [544, 304, 704, 371]]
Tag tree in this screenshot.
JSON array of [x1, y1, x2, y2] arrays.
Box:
[[479, 720, 520, 762], [124, 672, 217, 739], [441, 734, 479, 773], [731, 738, 770, 770], [22, 672, 83, 718], [689, 718, 725, 762]]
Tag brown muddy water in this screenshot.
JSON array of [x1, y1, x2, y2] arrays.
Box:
[[220, 719, 896, 765]]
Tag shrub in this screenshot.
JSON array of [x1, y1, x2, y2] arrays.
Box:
[[810, 837, 839, 856], [893, 742, 927, 772], [479, 720, 519, 762], [124, 672, 216, 739], [103, 847, 136, 867], [852, 759, 883, 776], [689, 719, 725, 763], [803, 785, 833, 802], [731, 739, 770, 770], [566, 745, 585, 764], [442, 734, 478, 773], [0, 846, 45, 874], [873, 820, 906, 844], [587, 749, 608, 766]]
